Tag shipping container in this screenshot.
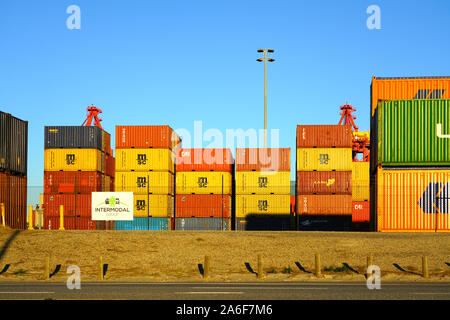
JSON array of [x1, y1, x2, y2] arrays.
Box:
[[296, 125, 353, 148], [44, 149, 105, 173], [235, 194, 290, 218], [376, 168, 450, 232], [95, 220, 115, 230], [105, 154, 115, 177], [297, 148, 352, 171], [175, 217, 231, 231], [115, 148, 175, 173], [44, 193, 91, 217], [175, 194, 231, 218], [104, 175, 111, 191], [371, 76, 450, 116], [0, 173, 27, 229], [296, 171, 352, 195], [373, 99, 450, 167], [115, 125, 181, 152], [43, 216, 97, 230], [0, 111, 28, 176], [175, 172, 232, 195], [235, 216, 292, 231], [298, 215, 352, 231], [115, 171, 174, 195], [176, 148, 234, 172], [296, 195, 352, 215], [290, 195, 295, 213], [133, 194, 174, 218], [235, 171, 290, 195], [236, 148, 290, 172], [352, 201, 370, 223], [43, 171, 104, 194], [44, 126, 105, 151], [114, 217, 171, 231], [352, 162, 370, 181], [352, 180, 370, 201]]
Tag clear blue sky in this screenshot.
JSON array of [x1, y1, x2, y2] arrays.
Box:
[[0, 0, 449, 204]]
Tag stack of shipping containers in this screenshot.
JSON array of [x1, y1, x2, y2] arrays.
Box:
[[351, 151, 370, 229], [296, 125, 353, 231], [114, 125, 180, 230], [235, 148, 291, 230], [0, 111, 28, 229], [371, 76, 450, 232], [43, 126, 113, 230], [174, 148, 233, 230]]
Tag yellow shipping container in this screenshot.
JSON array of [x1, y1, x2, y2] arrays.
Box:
[[176, 172, 232, 195], [105, 175, 111, 192], [115, 171, 174, 195], [133, 195, 174, 218], [44, 149, 104, 173], [235, 171, 290, 195], [115, 148, 175, 173], [297, 148, 352, 171], [352, 180, 370, 201], [235, 194, 290, 218], [352, 162, 370, 181]]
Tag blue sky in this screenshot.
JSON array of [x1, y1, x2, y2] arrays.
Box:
[[0, 0, 449, 204]]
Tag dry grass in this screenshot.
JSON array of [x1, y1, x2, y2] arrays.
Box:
[[0, 228, 449, 282]]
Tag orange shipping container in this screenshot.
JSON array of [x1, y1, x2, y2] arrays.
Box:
[[296, 125, 353, 148], [236, 148, 290, 172], [376, 168, 450, 232], [371, 76, 450, 116], [175, 195, 231, 218], [296, 171, 352, 195], [176, 149, 234, 172], [115, 125, 181, 151], [296, 195, 352, 215]]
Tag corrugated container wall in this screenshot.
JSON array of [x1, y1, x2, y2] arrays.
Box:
[[115, 171, 174, 195], [0, 112, 28, 176], [44, 126, 104, 151], [235, 171, 290, 195], [175, 194, 231, 218], [133, 195, 174, 218], [115, 126, 181, 152], [175, 217, 231, 231], [235, 194, 290, 218], [296, 171, 352, 195], [0, 173, 27, 229], [375, 168, 450, 232], [176, 148, 234, 172], [296, 125, 353, 148], [44, 149, 104, 173], [114, 217, 171, 231], [236, 148, 290, 171], [296, 195, 352, 215], [115, 148, 175, 173], [297, 148, 352, 171], [175, 172, 232, 195], [44, 171, 104, 194], [374, 99, 450, 167]]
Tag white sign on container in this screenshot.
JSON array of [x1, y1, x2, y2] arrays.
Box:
[[91, 192, 133, 221]]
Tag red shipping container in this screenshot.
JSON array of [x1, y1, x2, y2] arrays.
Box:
[[110, 177, 115, 192], [44, 171, 104, 194], [115, 125, 181, 151], [44, 194, 91, 217], [296, 125, 353, 148], [44, 216, 97, 230], [176, 149, 234, 172], [175, 194, 231, 218], [105, 154, 115, 177], [296, 171, 352, 195], [290, 196, 295, 214], [352, 201, 370, 223], [296, 194, 352, 215], [0, 172, 27, 229], [236, 148, 290, 172]]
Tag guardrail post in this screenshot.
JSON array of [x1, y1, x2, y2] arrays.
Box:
[[203, 256, 210, 279], [315, 253, 321, 278], [27, 205, 33, 230], [422, 256, 429, 278], [44, 257, 50, 281], [257, 254, 263, 279], [98, 256, 104, 281], [367, 255, 373, 277], [1, 203, 5, 228]]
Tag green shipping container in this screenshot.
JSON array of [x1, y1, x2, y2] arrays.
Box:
[[374, 99, 450, 167]]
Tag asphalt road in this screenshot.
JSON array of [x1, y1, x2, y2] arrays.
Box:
[[0, 282, 448, 300]]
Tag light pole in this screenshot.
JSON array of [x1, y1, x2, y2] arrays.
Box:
[[257, 48, 275, 148]]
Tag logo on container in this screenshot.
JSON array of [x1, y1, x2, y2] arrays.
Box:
[[258, 177, 268, 188], [319, 154, 329, 165], [137, 177, 147, 188], [137, 154, 147, 165], [136, 200, 146, 211], [198, 177, 208, 188], [66, 154, 76, 165], [258, 200, 268, 211]]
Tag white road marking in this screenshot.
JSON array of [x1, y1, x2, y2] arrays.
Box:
[[190, 286, 328, 290], [413, 292, 450, 295], [175, 292, 245, 295]]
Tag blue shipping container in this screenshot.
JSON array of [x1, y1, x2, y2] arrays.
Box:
[[175, 218, 231, 231], [114, 217, 171, 231]]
